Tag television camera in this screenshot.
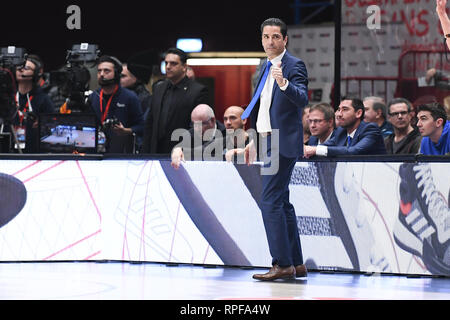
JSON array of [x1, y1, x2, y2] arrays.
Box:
[[50, 43, 100, 113]]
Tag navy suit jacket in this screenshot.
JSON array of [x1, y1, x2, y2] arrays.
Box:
[[323, 121, 387, 156], [249, 50, 308, 158], [307, 129, 336, 146]]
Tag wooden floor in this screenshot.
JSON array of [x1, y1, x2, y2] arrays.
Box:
[[0, 261, 448, 300]]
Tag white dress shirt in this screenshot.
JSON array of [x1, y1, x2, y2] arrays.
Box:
[[316, 128, 356, 156], [256, 49, 289, 133]]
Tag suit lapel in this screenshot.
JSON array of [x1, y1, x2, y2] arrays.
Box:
[[353, 121, 365, 144]]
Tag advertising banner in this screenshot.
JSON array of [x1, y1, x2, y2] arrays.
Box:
[[0, 159, 448, 276]]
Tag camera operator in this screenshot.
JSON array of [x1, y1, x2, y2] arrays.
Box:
[[88, 55, 144, 152], [13, 55, 55, 152]]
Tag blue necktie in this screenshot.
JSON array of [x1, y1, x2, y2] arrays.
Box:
[[347, 136, 352, 146], [241, 61, 272, 120]]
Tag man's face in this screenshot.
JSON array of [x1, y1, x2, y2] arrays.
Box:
[[165, 53, 186, 83], [223, 107, 245, 130], [388, 103, 412, 131], [120, 65, 137, 88], [261, 25, 287, 59], [335, 99, 361, 129], [308, 109, 333, 137], [97, 62, 115, 85], [16, 60, 36, 82], [417, 110, 441, 137], [191, 114, 215, 136], [363, 100, 378, 123]]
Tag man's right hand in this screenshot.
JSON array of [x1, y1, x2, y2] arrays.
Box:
[[171, 147, 185, 169], [244, 139, 257, 165]]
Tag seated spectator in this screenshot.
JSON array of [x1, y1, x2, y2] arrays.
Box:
[[384, 98, 422, 154], [89, 55, 144, 153], [303, 97, 387, 158], [306, 102, 335, 146], [221, 106, 250, 161], [302, 104, 311, 145], [364, 96, 393, 138], [12, 54, 55, 153], [417, 102, 450, 155], [171, 104, 226, 169]]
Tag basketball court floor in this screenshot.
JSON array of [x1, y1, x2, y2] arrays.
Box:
[[0, 261, 448, 300]]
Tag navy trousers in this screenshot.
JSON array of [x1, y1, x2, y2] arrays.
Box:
[[260, 136, 304, 267]]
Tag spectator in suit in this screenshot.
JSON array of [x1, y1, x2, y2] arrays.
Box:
[[307, 102, 335, 146], [384, 98, 422, 154], [171, 104, 226, 169], [363, 96, 393, 138], [142, 48, 208, 154], [303, 97, 387, 157]]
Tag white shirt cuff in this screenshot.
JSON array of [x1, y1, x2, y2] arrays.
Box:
[[316, 145, 328, 156]]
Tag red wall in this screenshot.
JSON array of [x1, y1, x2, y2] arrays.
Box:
[[191, 65, 257, 122]]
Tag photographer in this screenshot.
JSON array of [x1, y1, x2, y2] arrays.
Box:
[[13, 55, 55, 153], [88, 55, 144, 153]]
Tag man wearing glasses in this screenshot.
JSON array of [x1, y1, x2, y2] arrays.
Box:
[[384, 98, 422, 155], [303, 97, 387, 157], [13, 55, 55, 153], [306, 102, 335, 146]]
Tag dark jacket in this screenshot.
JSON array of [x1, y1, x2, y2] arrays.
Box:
[[249, 50, 308, 158], [13, 86, 55, 153], [384, 127, 422, 155], [324, 121, 387, 156], [142, 76, 208, 154], [89, 85, 144, 137]]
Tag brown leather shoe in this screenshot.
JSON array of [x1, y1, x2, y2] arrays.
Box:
[[252, 265, 295, 281], [295, 264, 307, 277]]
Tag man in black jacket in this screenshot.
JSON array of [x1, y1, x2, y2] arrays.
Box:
[[142, 48, 208, 154], [384, 98, 422, 154]]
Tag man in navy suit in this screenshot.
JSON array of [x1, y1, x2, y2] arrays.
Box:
[[304, 97, 387, 157], [242, 18, 309, 281]]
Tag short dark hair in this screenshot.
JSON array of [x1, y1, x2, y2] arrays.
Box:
[[372, 102, 387, 119], [27, 54, 43, 71], [417, 102, 447, 124], [260, 18, 288, 38], [98, 55, 123, 75], [387, 97, 412, 113], [164, 47, 188, 64], [341, 96, 365, 120]]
